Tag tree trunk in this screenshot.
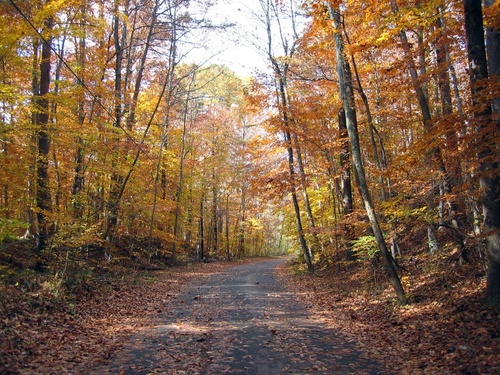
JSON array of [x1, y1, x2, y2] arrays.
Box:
[[104, 8, 125, 242], [390, 1, 448, 178], [338, 109, 353, 216], [260, 0, 313, 271], [463, 0, 500, 302], [198, 194, 205, 261], [292, 131, 322, 257], [327, 2, 407, 304], [72, 7, 87, 219], [212, 183, 219, 257], [237, 185, 246, 259], [284, 128, 314, 272], [343, 24, 390, 200], [172, 71, 195, 258], [338, 108, 355, 261], [225, 194, 231, 261], [34, 16, 54, 260], [149, 1, 180, 258]]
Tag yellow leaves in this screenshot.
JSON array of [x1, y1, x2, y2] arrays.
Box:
[[247, 217, 264, 231], [375, 31, 392, 44], [0, 83, 24, 103], [380, 198, 434, 224], [484, 0, 500, 30]]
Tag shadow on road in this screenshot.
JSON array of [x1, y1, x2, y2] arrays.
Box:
[[92, 258, 389, 374]]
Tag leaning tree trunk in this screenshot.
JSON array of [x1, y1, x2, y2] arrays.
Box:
[[292, 131, 323, 256], [284, 127, 314, 272], [463, 0, 500, 303], [276, 73, 313, 271], [327, 2, 407, 304]]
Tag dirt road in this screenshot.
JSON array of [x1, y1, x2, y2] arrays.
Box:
[[93, 258, 386, 374]]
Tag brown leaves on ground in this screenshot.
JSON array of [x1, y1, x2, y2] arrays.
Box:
[[276, 257, 500, 375], [0, 262, 237, 374], [2, 255, 499, 374]]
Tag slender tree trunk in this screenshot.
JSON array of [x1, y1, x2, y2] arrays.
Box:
[[327, 2, 407, 304], [338, 108, 355, 261], [34, 16, 54, 260], [237, 185, 246, 259], [463, 0, 500, 302], [72, 32, 86, 220], [284, 128, 313, 271], [125, 0, 159, 131], [149, 1, 179, 258], [211, 183, 218, 256], [71, 6, 86, 220], [390, 0, 456, 250], [337, 109, 353, 216], [104, 7, 125, 241], [437, 6, 464, 116], [261, 0, 313, 271], [225, 194, 231, 261], [343, 25, 389, 200], [434, 12, 467, 260], [0, 65, 7, 216], [172, 72, 195, 258], [292, 132, 322, 257], [198, 193, 205, 261]]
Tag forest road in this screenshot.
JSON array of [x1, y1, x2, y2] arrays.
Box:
[[93, 258, 388, 375]]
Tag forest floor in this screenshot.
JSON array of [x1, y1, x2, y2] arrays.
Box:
[[1, 255, 499, 374], [278, 257, 500, 375]]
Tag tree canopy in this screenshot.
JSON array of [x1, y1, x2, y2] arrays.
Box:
[[0, 0, 499, 303]]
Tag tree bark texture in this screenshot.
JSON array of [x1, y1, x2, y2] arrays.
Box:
[[327, 2, 407, 304], [463, 0, 500, 302], [35, 16, 54, 257]]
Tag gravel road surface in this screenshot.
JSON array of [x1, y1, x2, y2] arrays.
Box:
[[94, 258, 387, 374]]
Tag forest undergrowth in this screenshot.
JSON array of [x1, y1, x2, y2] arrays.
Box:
[[1, 237, 499, 374], [278, 246, 500, 374], [0, 241, 240, 374]]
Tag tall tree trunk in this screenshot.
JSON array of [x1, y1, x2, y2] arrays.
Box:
[[261, 0, 313, 271], [338, 108, 355, 261], [390, 1, 449, 183], [237, 185, 247, 259], [225, 194, 231, 261], [390, 0, 456, 258], [338, 109, 353, 216], [50, 29, 68, 218], [149, 0, 179, 258], [104, 6, 125, 241], [463, 0, 500, 302], [275, 67, 313, 271], [198, 193, 205, 261], [0, 58, 8, 218], [342, 24, 389, 201], [72, 14, 86, 219], [125, 0, 159, 131], [211, 183, 218, 257], [434, 11, 467, 260], [284, 127, 313, 272], [327, 2, 407, 304], [292, 131, 322, 256], [437, 6, 464, 116], [172, 74, 193, 258], [34, 16, 54, 260]]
